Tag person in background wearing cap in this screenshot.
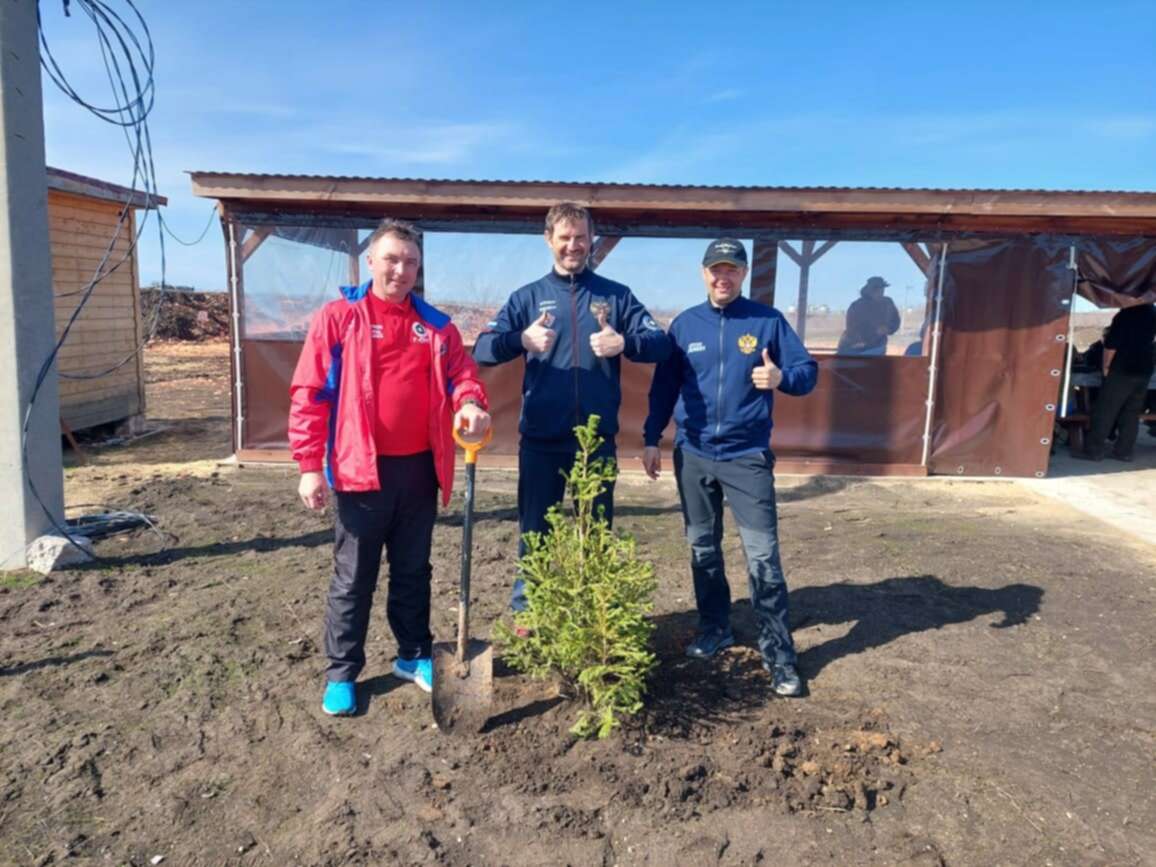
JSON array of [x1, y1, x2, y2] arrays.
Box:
[[837, 276, 901, 356], [642, 239, 818, 697], [474, 202, 671, 616]]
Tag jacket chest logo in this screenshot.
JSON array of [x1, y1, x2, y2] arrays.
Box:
[[411, 322, 430, 344], [589, 299, 611, 320], [737, 333, 758, 354]]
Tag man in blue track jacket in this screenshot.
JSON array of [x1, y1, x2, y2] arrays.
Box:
[[474, 202, 671, 612], [643, 238, 817, 697]]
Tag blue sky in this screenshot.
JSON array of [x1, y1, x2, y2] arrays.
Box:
[[39, 0, 1156, 313]]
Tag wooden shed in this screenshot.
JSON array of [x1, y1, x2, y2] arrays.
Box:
[[47, 167, 166, 432]]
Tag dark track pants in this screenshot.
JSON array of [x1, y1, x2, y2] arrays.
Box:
[[325, 452, 437, 682], [510, 439, 616, 610], [1087, 370, 1151, 459], [674, 447, 797, 667]]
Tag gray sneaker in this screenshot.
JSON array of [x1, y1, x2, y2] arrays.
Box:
[[766, 663, 803, 697], [685, 629, 735, 659]]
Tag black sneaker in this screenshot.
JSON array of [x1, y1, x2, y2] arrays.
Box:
[[765, 662, 803, 697], [685, 629, 735, 659]]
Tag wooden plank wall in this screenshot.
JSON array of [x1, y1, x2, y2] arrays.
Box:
[[48, 190, 146, 431]]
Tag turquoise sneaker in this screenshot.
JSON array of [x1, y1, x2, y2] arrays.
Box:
[[322, 680, 357, 716], [392, 657, 433, 693]]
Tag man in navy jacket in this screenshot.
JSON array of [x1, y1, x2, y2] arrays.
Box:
[[643, 238, 817, 697], [474, 202, 671, 611]]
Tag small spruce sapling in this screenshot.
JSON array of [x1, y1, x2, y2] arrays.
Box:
[[497, 415, 658, 738]]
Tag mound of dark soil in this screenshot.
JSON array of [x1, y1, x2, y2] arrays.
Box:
[[141, 287, 229, 341]]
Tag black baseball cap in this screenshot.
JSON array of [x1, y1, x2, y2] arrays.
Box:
[[702, 238, 748, 268]]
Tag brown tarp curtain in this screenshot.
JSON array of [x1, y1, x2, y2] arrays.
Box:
[[242, 344, 930, 468], [1076, 238, 1156, 308], [928, 238, 1072, 477]]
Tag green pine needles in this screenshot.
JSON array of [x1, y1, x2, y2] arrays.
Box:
[[497, 415, 658, 739]]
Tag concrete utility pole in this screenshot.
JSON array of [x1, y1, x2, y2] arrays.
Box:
[[0, 0, 65, 570]]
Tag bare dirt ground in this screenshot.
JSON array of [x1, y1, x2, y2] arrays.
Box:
[[2, 340, 1155, 866]]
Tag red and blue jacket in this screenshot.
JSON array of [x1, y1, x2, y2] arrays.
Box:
[[289, 281, 488, 505]]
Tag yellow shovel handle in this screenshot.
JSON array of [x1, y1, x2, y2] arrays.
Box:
[[453, 425, 492, 464]]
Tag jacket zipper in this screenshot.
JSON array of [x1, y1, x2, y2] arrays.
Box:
[[570, 277, 581, 429], [715, 309, 725, 453], [358, 302, 379, 481]]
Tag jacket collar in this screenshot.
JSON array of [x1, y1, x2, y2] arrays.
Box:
[[544, 267, 590, 289], [704, 296, 746, 317], [338, 280, 450, 331]]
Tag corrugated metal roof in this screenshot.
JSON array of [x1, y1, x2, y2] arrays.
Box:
[[184, 171, 1154, 197], [187, 172, 1156, 237]]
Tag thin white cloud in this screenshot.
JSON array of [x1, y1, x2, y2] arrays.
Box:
[[601, 110, 1156, 186], [602, 129, 743, 184], [1080, 116, 1156, 141], [704, 89, 743, 104], [319, 122, 518, 167]]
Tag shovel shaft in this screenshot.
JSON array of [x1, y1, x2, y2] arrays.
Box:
[[457, 461, 475, 664]]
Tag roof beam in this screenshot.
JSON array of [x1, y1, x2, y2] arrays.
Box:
[[901, 242, 933, 276], [589, 236, 620, 271], [189, 172, 1156, 224], [239, 227, 271, 264]]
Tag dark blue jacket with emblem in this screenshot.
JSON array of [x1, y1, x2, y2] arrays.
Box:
[[644, 295, 818, 461], [474, 269, 671, 448]]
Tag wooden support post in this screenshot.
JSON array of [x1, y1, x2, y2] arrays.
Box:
[[749, 237, 778, 307], [589, 236, 621, 271], [346, 229, 360, 286], [779, 239, 837, 342], [796, 240, 814, 340], [60, 417, 85, 465], [812, 239, 838, 260], [239, 227, 272, 265], [413, 235, 425, 296], [778, 240, 802, 267], [901, 242, 933, 276]]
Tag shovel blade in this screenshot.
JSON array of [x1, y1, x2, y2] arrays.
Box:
[[431, 639, 493, 734]]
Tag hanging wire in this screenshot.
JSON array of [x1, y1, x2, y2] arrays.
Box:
[[160, 205, 219, 246], [29, 0, 178, 558]]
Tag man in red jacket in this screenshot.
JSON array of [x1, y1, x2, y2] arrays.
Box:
[[289, 218, 490, 717]]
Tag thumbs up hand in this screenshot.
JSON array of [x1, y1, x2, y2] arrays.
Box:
[[751, 347, 783, 390], [521, 310, 556, 353], [589, 307, 625, 358]]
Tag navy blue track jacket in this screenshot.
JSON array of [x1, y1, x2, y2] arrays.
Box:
[[644, 296, 818, 460], [473, 268, 671, 448]]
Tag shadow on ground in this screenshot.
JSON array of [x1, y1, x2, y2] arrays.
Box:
[[75, 530, 332, 569], [789, 575, 1043, 677], [645, 574, 1044, 729], [0, 649, 114, 678]]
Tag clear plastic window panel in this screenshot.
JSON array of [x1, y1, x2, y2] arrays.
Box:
[[239, 223, 373, 340], [775, 240, 937, 356]]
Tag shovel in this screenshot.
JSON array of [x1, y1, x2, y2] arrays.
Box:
[[432, 425, 494, 734]]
